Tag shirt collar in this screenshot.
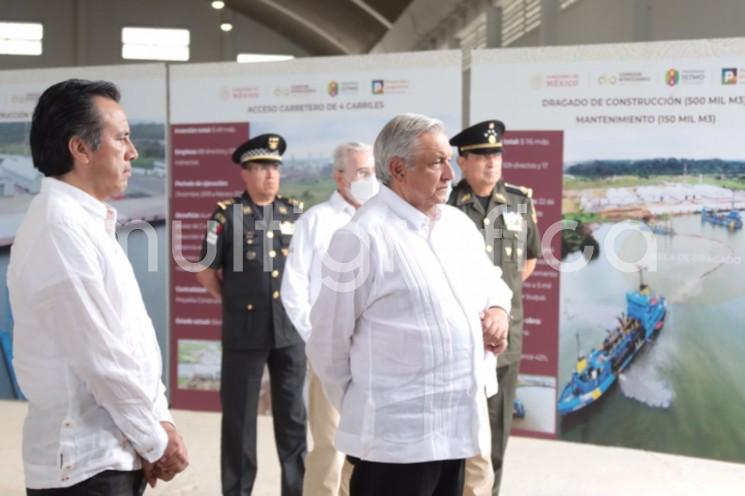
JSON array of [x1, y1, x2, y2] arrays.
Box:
[[42, 178, 118, 236], [378, 185, 433, 232], [329, 190, 355, 216], [42, 177, 113, 219]]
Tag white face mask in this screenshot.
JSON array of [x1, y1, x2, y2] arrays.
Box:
[[349, 174, 380, 204]]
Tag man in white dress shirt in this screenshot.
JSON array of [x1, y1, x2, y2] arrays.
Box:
[[307, 113, 512, 496], [281, 141, 377, 496], [8, 79, 188, 495]]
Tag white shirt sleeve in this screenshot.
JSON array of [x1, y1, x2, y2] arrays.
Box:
[[463, 216, 512, 398], [281, 214, 314, 341], [37, 222, 168, 462], [307, 226, 372, 411], [154, 379, 175, 425]]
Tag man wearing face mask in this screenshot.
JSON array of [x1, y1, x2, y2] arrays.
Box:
[[281, 141, 378, 496]]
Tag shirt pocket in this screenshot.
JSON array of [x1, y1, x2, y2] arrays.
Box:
[[493, 230, 524, 287]]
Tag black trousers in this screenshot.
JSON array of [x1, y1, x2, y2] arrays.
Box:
[[27, 470, 144, 496], [220, 343, 307, 496], [348, 457, 465, 496]]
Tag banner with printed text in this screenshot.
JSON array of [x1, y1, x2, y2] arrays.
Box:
[[471, 38, 745, 462], [169, 52, 462, 410]]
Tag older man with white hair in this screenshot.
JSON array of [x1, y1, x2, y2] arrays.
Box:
[[281, 141, 377, 496], [307, 113, 512, 496]]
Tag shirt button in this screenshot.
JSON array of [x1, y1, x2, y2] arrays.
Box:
[[266, 231, 274, 239], [483, 218, 491, 226], [271, 270, 279, 278], [64, 421, 72, 428], [147, 448, 154, 453], [269, 250, 277, 258], [246, 304, 254, 311], [61, 476, 70, 481], [486, 245, 493, 253], [272, 291, 280, 299]]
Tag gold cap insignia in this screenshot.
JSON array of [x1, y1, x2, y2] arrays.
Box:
[[268, 136, 279, 150]]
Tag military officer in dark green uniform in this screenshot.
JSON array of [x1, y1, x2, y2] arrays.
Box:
[[196, 134, 306, 496], [448, 121, 541, 496]]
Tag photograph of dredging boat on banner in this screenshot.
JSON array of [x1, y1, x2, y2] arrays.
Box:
[[557, 128, 745, 463]]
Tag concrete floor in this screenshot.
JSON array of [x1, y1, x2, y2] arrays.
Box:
[[1, 400, 744, 495]]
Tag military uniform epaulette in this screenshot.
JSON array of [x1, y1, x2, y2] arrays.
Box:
[[216, 198, 236, 210], [504, 183, 533, 198], [211, 198, 237, 225], [451, 179, 472, 205], [277, 195, 304, 214], [505, 182, 538, 223]]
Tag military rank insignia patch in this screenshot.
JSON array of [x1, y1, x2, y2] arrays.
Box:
[[502, 211, 523, 232], [279, 221, 295, 235]]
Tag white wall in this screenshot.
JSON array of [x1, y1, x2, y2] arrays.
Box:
[[553, 0, 745, 47], [555, 0, 638, 46], [651, 0, 745, 42], [0, 0, 309, 70], [374, 0, 745, 53]]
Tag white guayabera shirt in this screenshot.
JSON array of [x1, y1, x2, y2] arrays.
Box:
[[8, 178, 172, 489], [281, 190, 356, 341], [308, 185, 512, 464]]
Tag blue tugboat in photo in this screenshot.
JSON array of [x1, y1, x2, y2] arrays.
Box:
[[557, 274, 667, 416], [513, 398, 526, 419], [701, 207, 742, 230]]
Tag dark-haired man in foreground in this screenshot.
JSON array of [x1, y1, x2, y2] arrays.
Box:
[[8, 79, 188, 495]]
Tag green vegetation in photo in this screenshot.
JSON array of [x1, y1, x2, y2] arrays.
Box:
[[281, 177, 337, 209], [130, 123, 165, 140], [566, 158, 745, 177], [178, 340, 211, 364], [561, 214, 600, 261], [565, 174, 745, 191], [0, 143, 31, 155], [563, 212, 601, 224], [132, 157, 157, 170]]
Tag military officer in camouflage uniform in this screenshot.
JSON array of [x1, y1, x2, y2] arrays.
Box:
[[448, 121, 541, 496], [196, 134, 306, 496]]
